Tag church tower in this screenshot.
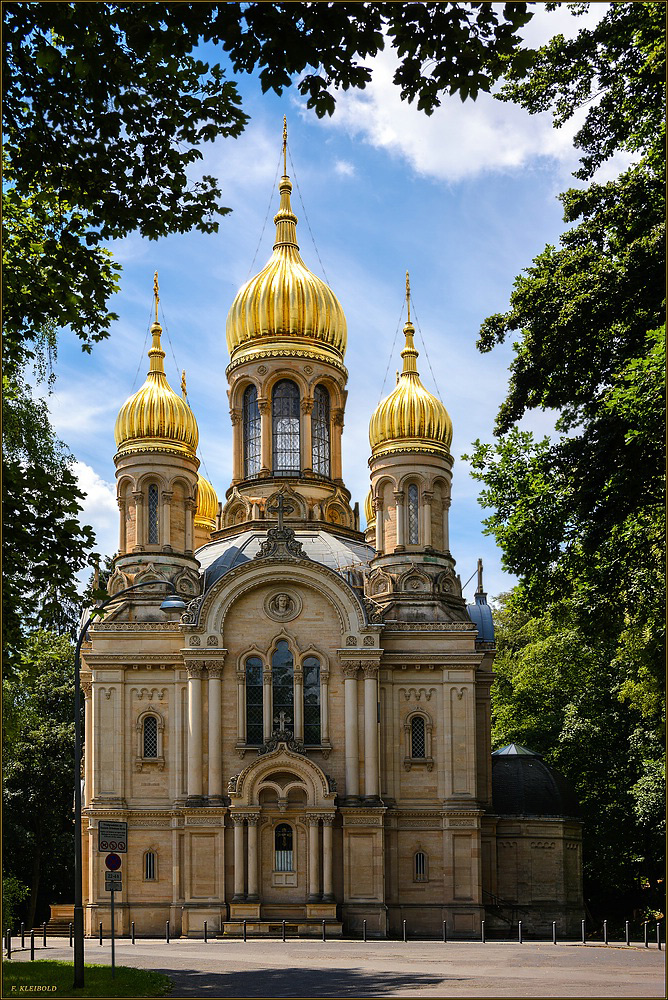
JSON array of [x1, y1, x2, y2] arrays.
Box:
[[109, 274, 202, 607], [220, 119, 359, 537], [365, 274, 465, 621]]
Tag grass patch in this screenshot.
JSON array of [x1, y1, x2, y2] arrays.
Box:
[[1, 959, 172, 998]]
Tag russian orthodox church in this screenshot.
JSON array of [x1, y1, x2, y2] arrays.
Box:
[[81, 128, 583, 939]]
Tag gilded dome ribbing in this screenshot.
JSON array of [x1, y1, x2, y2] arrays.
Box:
[[364, 489, 375, 528], [115, 301, 199, 459], [226, 159, 347, 369], [195, 474, 218, 530], [369, 282, 452, 459]]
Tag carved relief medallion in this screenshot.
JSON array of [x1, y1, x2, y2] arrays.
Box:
[[264, 590, 302, 622]]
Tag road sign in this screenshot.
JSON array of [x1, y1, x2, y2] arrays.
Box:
[[105, 871, 121, 882], [105, 853, 122, 871], [98, 821, 127, 853], [105, 880, 122, 892]]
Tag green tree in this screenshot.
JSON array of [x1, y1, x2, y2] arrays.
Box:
[[466, 1, 665, 917]]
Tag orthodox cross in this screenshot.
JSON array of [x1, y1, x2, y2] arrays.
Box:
[[153, 271, 160, 322], [181, 369, 187, 399], [274, 711, 292, 731], [406, 270, 411, 323], [266, 494, 295, 530], [283, 115, 288, 174]]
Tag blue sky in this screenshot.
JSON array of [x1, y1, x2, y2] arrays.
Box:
[[46, 3, 624, 601]]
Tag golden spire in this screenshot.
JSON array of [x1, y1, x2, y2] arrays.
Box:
[[283, 115, 287, 176], [406, 271, 411, 323], [153, 270, 160, 323], [400, 271, 419, 377], [148, 272, 166, 376]]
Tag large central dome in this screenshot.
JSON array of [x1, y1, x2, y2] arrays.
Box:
[[226, 173, 347, 370]]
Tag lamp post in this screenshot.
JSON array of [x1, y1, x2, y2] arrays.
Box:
[[73, 580, 187, 989]]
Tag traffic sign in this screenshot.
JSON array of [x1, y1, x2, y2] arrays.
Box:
[[105, 880, 122, 892], [105, 871, 121, 882], [105, 853, 122, 871], [98, 821, 127, 853]]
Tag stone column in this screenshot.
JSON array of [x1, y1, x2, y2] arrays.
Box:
[[258, 398, 271, 475], [117, 498, 127, 554], [443, 498, 451, 552], [394, 490, 405, 548], [132, 490, 144, 547], [207, 665, 223, 801], [322, 815, 334, 901], [230, 409, 243, 483], [236, 666, 246, 743], [307, 815, 321, 901], [373, 498, 384, 554], [246, 815, 259, 901], [232, 815, 246, 900], [185, 498, 196, 553], [294, 663, 304, 741], [363, 664, 380, 801], [186, 663, 203, 801], [321, 665, 330, 744], [422, 490, 433, 548], [332, 409, 344, 482], [263, 664, 272, 741], [343, 663, 360, 801], [82, 681, 92, 806], [301, 397, 314, 474], [161, 489, 172, 548]]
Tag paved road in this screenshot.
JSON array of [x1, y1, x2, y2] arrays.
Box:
[[7, 937, 665, 998]]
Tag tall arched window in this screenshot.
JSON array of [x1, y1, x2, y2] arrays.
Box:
[[312, 385, 330, 477], [274, 823, 293, 871], [407, 483, 419, 544], [414, 851, 428, 882], [243, 384, 261, 478], [303, 656, 321, 744], [144, 850, 157, 881], [245, 656, 264, 745], [148, 483, 159, 544], [143, 716, 158, 758], [272, 640, 294, 731], [410, 716, 426, 758], [272, 380, 300, 475]]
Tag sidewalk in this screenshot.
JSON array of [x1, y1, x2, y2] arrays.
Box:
[[6, 936, 665, 997]]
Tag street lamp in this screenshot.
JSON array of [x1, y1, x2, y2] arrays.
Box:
[[72, 580, 187, 989]]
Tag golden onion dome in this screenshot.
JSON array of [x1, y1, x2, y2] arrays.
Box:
[[115, 275, 199, 459], [195, 474, 218, 530], [364, 489, 375, 528], [226, 121, 347, 370], [369, 276, 452, 459]]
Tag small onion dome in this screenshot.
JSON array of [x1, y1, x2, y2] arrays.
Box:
[[115, 318, 198, 459], [364, 490, 375, 529], [195, 474, 218, 532], [226, 172, 347, 369], [369, 316, 452, 460], [467, 560, 494, 641], [491, 744, 580, 818]]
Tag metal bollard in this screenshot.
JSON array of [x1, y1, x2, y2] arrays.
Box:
[[30, 930, 35, 961], [166, 920, 170, 944], [69, 922, 73, 947], [481, 920, 485, 944], [99, 921, 103, 945], [644, 921, 649, 947], [6, 929, 11, 959], [21, 923, 25, 949], [518, 920, 523, 944], [243, 919, 247, 942], [582, 919, 586, 945], [42, 922, 47, 948], [282, 919, 286, 942], [442, 920, 447, 943], [657, 922, 662, 950], [552, 921, 557, 945], [625, 920, 630, 946], [204, 920, 208, 944], [322, 919, 326, 942], [603, 919, 608, 945], [363, 919, 367, 943], [131, 921, 135, 945], [403, 919, 407, 943]]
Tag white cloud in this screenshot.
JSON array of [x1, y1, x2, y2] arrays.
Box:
[[74, 461, 118, 562], [334, 159, 355, 177]]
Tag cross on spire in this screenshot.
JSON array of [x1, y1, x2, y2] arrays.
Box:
[[283, 115, 288, 175], [406, 271, 411, 323], [153, 271, 160, 323], [266, 494, 296, 530]]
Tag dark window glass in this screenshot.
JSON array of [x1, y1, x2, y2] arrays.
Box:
[[272, 640, 294, 731], [275, 823, 293, 871], [415, 851, 427, 881], [246, 656, 264, 745], [411, 716, 426, 758], [243, 384, 261, 478], [143, 716, 158, 757], [312, 385, 330, 477], [303, 656, 321, 745], [272, 380, 300, 475], [145, 851, 156, 880], [148, 484, 159, 544], [408, 483, 419, 544]]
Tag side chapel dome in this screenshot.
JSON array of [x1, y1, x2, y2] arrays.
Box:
[[369, 276, 452, 459], [115, 278, 199, 459], [195, 474, 218, 532], [226, 121, 347, 370]]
